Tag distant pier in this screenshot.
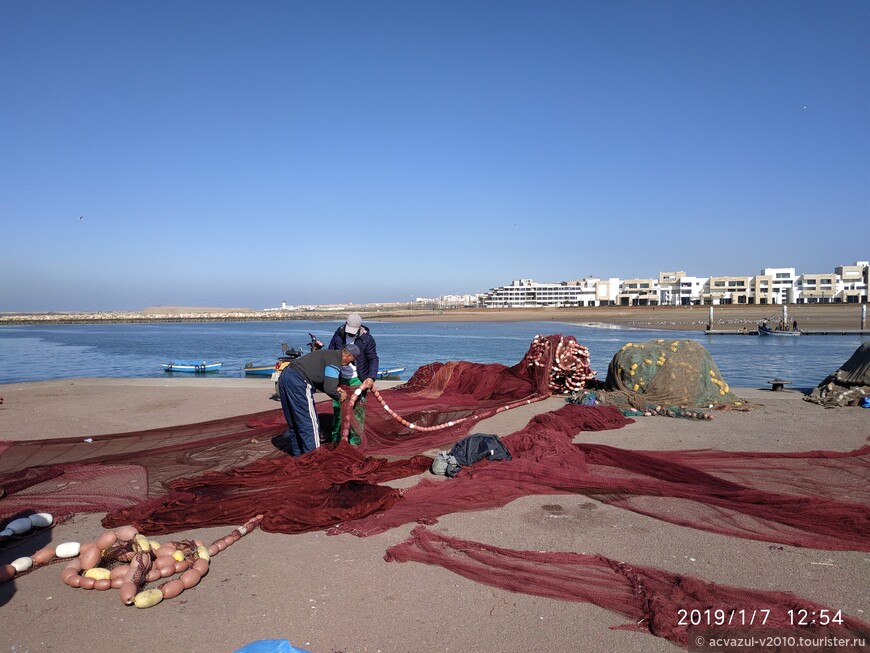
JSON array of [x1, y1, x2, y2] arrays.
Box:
[[705, 329, 870, 336]]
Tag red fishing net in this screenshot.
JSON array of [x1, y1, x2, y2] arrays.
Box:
[[385, 526, 870, 649], [0, 334, 867, 555], [330, 403, 870, 552], [3, 334, 870, 645]]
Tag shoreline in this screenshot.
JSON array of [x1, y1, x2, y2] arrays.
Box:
[[2, 303, 866, 332]]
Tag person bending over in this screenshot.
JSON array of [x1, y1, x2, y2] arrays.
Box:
[[276, 344, 360, 456]]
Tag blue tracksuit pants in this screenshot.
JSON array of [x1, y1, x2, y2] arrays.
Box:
[[277, 367, 321, 456]]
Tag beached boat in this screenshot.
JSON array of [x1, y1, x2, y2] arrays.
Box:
[[376, 367, 405, 380], [757, 325, 801, 337], [244, 362, 276, 376], [163, 360, 223, 373]]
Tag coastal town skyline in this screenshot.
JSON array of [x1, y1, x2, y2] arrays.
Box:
[[2, 258, 865, 315], [2, 3, 868, 312]]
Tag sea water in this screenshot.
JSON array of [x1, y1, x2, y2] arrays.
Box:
[[0, 320, 867, 390]]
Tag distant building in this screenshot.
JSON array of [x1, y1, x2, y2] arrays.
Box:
[[481, 278, 618, 308], [760, 267, 798, 304], [478, 260, 867, 309], [617, 278, 659, 306], [703, 276, 752, 305], [833, 262, 868, 303]]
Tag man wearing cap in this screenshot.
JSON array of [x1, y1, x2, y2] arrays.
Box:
[[276, 345, 360, 456], [327, 313, 380, 446]]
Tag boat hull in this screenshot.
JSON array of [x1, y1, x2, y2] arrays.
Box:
[[757, 326, 801, 337], [163, 361, 223, 373], [244, 364, 275, 376], [376, 367, 405, 379]]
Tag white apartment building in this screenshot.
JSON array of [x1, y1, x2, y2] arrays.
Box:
[[481, 261, 867, 309], [703, 276, 753, 305], [834, 262, 869, 303], [482, 278, 618, 308], [616, 278, 659, 306], [760, 267, 798, 304]]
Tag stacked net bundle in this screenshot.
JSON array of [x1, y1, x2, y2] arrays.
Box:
[[804, 342, 870, 407], [329, 333, 596, 455], [589, 338, 745, 417], [386, 527, 870, 649]]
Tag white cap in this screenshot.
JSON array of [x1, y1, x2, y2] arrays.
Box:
[[345, 313, 362, 335]]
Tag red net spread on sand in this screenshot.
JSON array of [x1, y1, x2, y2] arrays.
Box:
[[385, 526, 870, 648], [0, 334, 868, 553]]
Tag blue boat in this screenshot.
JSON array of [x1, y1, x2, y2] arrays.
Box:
[[163, 360, 223, 373], [244, 362, 276, 376]]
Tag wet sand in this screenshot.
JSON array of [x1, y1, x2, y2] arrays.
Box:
[[378, 303, 868, 332], [0, 377, 868, 653]]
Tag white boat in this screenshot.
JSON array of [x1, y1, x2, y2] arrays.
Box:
[[376, 367, 405, 380]]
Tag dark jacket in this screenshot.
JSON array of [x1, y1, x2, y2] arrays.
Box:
[[285, 349, 344, 400], [328, 324, 379, 381]]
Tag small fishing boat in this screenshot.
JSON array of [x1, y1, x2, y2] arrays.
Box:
[[244, 362, 276, 377], [757, 325, 801, 337], [376, 367, 406, 380], [163, 360, 223, 373]]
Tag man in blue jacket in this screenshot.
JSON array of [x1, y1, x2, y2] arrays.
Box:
[[277, 344, 359, 456], [327, 313, 379, 446]]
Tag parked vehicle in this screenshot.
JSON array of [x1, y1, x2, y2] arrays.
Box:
[[271, 334, 323, 390]]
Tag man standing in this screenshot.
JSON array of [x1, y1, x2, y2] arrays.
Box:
[[327, 313, 379, 445], [276, 344, 360, 456]]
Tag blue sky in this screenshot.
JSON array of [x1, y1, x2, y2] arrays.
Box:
[[1, 1, 868, 311]]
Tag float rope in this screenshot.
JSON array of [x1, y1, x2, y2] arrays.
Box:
[[1, 515, 264, 608], [338, 335, 597, 440]]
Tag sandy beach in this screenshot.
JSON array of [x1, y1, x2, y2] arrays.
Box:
[[1, 373, 868, 653], [377, 303, 869, 333], [3, 302, 867, 334]]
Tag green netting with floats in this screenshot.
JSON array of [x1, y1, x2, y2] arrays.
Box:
[[580, 338, 745, 419]]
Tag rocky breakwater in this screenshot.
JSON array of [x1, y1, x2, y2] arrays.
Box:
[[0, 308, 288, 325]]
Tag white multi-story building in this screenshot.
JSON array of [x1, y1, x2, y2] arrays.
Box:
[[617, 278, 659, 306], [480, 261, 867, 309], [834, 262, 868, 303], [760, 267, 798, 304], [703, 276, 753, 305], [482, 278, 618, 308]]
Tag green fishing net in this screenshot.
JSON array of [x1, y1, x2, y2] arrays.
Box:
[[572, 338, 745, 419]]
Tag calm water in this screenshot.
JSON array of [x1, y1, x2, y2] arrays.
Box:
[[0, 320, 867, 390]]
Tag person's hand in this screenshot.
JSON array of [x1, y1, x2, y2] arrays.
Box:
[[337, 388, 347, 402], [361, 378, 374, 391]]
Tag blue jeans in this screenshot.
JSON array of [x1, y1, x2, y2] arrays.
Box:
[[277, 368, 321, 456]]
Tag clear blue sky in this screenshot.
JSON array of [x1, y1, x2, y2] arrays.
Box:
[[2, 1, 868, 311]]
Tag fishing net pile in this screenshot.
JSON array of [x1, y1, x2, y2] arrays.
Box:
[[804, 342, 870, 407], [577, 338, 745, 418]]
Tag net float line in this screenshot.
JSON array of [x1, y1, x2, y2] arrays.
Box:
[[337, 335, 597, 441], [1, 515, 264, 609]]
